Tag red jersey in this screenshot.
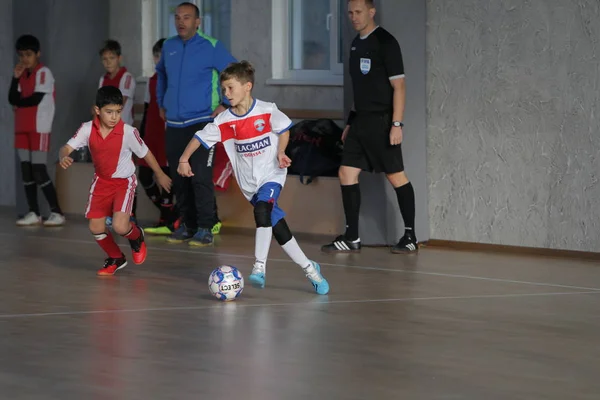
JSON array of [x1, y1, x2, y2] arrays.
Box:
[[67, 119, 148, 179], [99, 67, 136, 125], [14, 63, 55, 134], [139, 73, 166, 166]]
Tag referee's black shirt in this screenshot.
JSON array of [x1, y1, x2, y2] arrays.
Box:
[[349, 26, 404, 114]]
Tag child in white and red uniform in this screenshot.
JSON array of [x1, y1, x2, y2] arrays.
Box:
[[9, 34, 65, 227], [178, 61, 329, 295], [97, 39, 139, 224], [59, 86, 171, 276]]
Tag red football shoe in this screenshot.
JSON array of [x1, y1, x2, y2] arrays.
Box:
[[128, 229, 147, 265], [97, 256, 127, 276]]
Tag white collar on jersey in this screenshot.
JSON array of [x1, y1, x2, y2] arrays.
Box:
[[360, 25, 379, 40], [228, 98, 257, 118]]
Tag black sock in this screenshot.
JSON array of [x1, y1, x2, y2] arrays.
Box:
[[144, 183, 163, 212], [31, 164, 62, 214], [341, 184, 361, 241], [24, 182, 39, 214], [21, 162, 39, 214], [394, 182, 415, 236], [40, 181, 62, 214], [131, 192, 138, 217]]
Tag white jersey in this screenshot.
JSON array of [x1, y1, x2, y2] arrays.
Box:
[[67, 119, 148, 179], [15, 64, 55, 134], [195, 99, 293, 200]]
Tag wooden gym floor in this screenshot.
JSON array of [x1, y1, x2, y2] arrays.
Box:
[[0, 210, 599, 399]]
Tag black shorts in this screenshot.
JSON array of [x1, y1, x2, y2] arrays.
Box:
[[341, 112, 404, 174]]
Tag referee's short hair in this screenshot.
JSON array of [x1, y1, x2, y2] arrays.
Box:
[[349, 0, 375, 8]]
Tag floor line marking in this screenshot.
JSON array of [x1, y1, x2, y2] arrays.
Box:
[[5, 233, 600, 292], [0, 290, 598, 319]]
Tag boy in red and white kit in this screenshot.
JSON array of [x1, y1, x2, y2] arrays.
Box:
[[98, 40, 136, 125], [8, 34, 65, 227], [178, 61, 329, 294], [97, 39, 139, 224], [139, 38, 179, 235], [59, 86, 172, 276]]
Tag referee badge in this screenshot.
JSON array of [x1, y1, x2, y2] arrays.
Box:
[[360, 58, 371, 74]]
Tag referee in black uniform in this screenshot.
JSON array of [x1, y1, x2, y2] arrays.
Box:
[[322, 0, 418, 254]]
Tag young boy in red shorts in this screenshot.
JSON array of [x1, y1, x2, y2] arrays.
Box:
[[9, 34, 65, 227], [97, 39, 139, 225], [59, 86, 172, 276], [139, 38, 179, 235]]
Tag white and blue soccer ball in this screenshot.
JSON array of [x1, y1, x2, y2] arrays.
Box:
[[208, 265, 244, 301]]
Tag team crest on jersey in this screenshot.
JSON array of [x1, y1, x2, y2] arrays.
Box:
[[254, 119, 266, 132], [360, 58, 371, 74]]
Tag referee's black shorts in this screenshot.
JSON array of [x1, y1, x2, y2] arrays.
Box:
[[341, 112, 404, 174]]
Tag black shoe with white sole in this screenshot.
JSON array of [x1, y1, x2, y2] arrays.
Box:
[[321, 235, 361, 253], [391, 233, 418, 254]]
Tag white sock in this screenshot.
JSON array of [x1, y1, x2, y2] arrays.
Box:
[[281, 237, 311, 269], [255, 227, 273, 270]]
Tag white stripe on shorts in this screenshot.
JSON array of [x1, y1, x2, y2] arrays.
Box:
[[120, 176, 137, 214], [84, 175, 99, 217]]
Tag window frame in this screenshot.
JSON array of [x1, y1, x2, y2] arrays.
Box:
[[270, 0, 344, 87]]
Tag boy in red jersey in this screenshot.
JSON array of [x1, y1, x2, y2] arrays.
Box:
[[97, 40, 136, 125], [139, 38, 179, 235], [8, 34, 65, 227], [97, 39, 139, 224], [59, 86, 172, 276]]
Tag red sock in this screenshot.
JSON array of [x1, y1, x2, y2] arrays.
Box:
[[123, 223, 141, 240], [93, 232, 122, 259]]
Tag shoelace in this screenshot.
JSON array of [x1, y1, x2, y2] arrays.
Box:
[[103, 258, 117, 267], [304, 264, 322, 282], [251, 263, 265, 275]]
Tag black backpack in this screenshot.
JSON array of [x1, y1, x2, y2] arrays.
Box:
[[286, 119, 343, 184]]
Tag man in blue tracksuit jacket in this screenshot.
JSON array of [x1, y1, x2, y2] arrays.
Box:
[[156, 1, 236, 246]]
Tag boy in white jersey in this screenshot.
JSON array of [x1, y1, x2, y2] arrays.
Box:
[[177, 61, 329, 295]]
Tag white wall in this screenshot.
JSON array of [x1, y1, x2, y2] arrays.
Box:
[[427, 0, 600, 251]]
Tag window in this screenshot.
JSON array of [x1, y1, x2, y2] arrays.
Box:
[[271, 0, 345, 86], [141, 0, 232, 77], [158, 0, 231, 48]]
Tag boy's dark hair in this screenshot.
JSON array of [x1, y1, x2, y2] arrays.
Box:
[[15, 34, 40, 53], [99, 39, 121, 56], [96, 86, 123, 108], [153, 38, 166, 55], [177, 2, 200, 18], [220, 60, 255, 86]]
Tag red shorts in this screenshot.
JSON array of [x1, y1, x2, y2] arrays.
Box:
[[15, 132, 51, 152], [85, 174, 137, 219]]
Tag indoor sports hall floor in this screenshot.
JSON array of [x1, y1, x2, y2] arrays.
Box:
[[1, 209, 599, 399]]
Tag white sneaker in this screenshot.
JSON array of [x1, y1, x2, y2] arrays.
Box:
[[248, 261, 266, 288], [16, 211, 42, 226], [43, 212, 66, 227]]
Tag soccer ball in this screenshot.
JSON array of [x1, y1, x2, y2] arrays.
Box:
[[208, 265, 244, 301]]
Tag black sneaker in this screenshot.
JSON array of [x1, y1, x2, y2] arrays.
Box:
[[97, 255, 128, 276], [321, 235, 361, 253], [391, 233, 418, 254]]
